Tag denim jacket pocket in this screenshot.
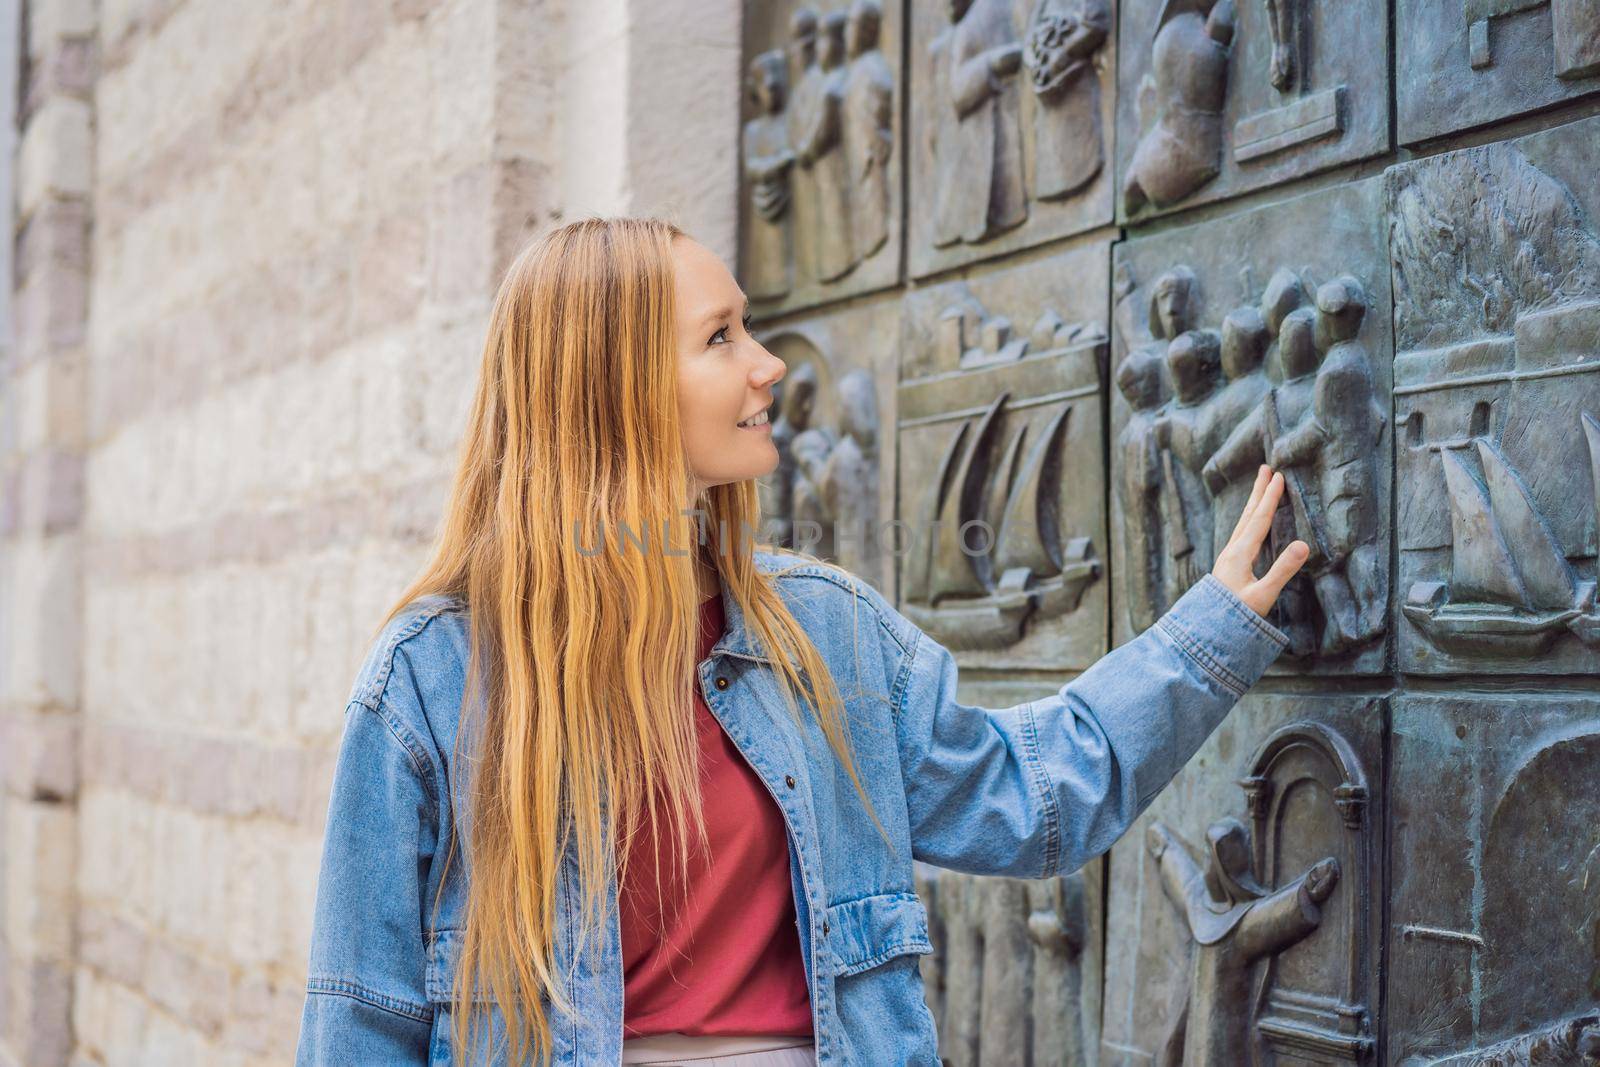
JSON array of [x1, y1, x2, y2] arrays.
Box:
[[424, 928, 499, 1005], [822, 891, 934, 978]]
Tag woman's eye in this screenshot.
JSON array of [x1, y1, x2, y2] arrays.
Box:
[[710, 312, 753, 347]]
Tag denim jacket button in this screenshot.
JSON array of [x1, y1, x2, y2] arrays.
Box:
[[714, 676, 729, 690], [822, 920, 829, 934], [785, 774, 796, 788]]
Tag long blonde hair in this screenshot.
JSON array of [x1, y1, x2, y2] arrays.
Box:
[[377, 217, 889, 1065]]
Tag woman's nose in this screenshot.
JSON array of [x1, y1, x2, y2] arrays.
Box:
[[753, 346, 786, 388]]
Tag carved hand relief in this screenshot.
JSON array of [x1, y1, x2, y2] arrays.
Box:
[[752, 299, 900, 592], [1386, 118, 1600, 674], [1110, 180, 1392, 671], [896, 247, 1111, 670], [1115, 0, 1389, 222], [1389, 695, 1600, 1063], [913, 860, 1103, 1066], [1101, 695, 1383, 1067], [1398, 0, 1600, 142], [908, 0, 1117, 277], [740, 1, 902, 316]]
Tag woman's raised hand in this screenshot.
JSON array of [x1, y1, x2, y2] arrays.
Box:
[[1210, 465, 1311, 617]]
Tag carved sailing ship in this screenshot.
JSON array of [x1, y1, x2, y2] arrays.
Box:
[[903, 389, 1099, 650], [1403, 413, 1600, 654]]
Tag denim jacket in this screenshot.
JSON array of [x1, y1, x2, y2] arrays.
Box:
[[294, 551, 1287, 1066]]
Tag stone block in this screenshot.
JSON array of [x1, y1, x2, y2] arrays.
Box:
[[0, 535, 82, 708], [738, 0, 905, 317], [1115, 0, 1389, 222], [17, 97, 91, 219], [3, 802, 78, 960], [14, 198, 91, 286], [751, 286, 903, 594], [2, 709, 79, 802], [1388, 693, 1600, 1061], [27, 0, 96, 62], [1387, 115, 1600, 675], [914, 855, 1103, 1064], [1110, 177, 1392, 674], [12, 256, 88, 364], [897, 237, 1112, 675], [624, 0, 743, 261], [906, 0, 1117, 277], [26, 447, 85, 537], [1101, 691, 1385, 1065], [1398, 0, 1600, 143], [3, 957, 73, 1067]]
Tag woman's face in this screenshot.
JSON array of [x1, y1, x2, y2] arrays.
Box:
[[673, 236, 787, 500]]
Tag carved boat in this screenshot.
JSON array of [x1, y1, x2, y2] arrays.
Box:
[[904, 394, 1100, 650], [1403, 434, 1596, 655]]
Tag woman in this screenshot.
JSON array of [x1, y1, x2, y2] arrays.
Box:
[[292, 218, 1307, 1067]]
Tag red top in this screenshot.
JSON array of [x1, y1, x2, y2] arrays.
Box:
[[615, 590, 813, 1039]]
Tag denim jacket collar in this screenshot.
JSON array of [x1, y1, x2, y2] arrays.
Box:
[[707, 551, 821, 664]]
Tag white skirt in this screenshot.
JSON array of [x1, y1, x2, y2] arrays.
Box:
[[620, 1031, 816, 1065]]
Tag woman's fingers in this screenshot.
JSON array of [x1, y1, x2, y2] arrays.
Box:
[[1229, 465, 1273, 541], [1212, 468, 1308, 617], [1243, 539, 1311, 615], [1235, 470, 1285, 557]]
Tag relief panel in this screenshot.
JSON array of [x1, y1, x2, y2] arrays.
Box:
[[1101, 693, 1385, 1065], [1397, 0, 1600, 143], [914, 858, 1104, 1066], [753, 290, 903, 594], [907, 0, 1118, 277], [1114, 0, 1390, 224], [1387, 116, 1600, 675], [896, 239, 1112, 672], [740, 0, 904, 318], [1109, 178, 1392, 674], [1388, 694, 1600, 1063]]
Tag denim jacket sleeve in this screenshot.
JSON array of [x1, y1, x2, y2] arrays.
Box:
[[294, 696, 437, 1065], [889, 573, 1288, 879]]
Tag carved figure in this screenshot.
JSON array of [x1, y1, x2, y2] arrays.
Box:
[[1264, 0, 1297, 90], [764, 363, 821, 547], [1274, 277, 1387, 653], [1116, 348, 1170, 633], [791, 424, 839, 559], [1112, 266, 1197, 623], [1146, 819, 1341, 1066], [794, 13, 855, 282], [1022, 0, 1110, 200], [843, 0, 894, 266], [1156, 329, 1224, 603], [1200, 306, 1270, 560], [1026, 875, 1090, 1062], [929, 0, 1028, 246], [743, 50, 795, 301], [1122, 0, 1236, 215], [1204, 284, 1385, 656], [1255, 273, 1321, 652], [786, 11, 823, 283], [817, 369, 881, 578]]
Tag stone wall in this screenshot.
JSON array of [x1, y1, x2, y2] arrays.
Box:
[[0, 1, 740, 1063]]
